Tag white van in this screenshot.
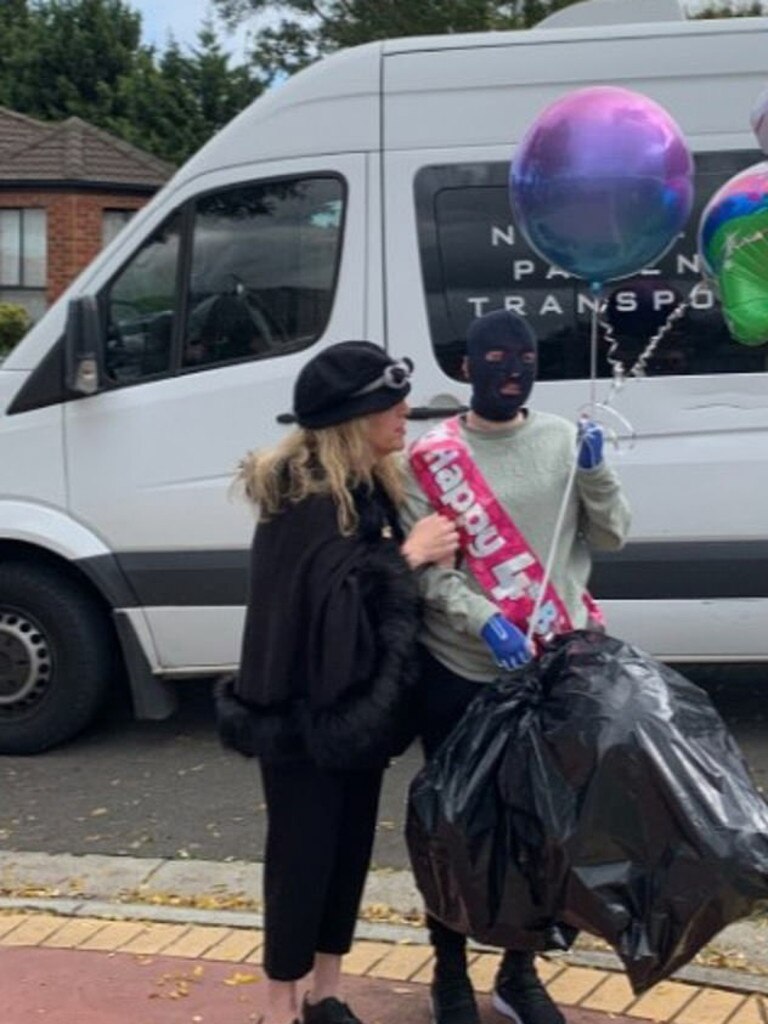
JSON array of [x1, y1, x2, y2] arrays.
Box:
[[1, 0, 767, 753]]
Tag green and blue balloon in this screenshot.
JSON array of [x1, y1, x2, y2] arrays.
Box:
[[698, 163, 768, 347]]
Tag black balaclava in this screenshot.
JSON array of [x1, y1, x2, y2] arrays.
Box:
[[466, 310, 537, 422]]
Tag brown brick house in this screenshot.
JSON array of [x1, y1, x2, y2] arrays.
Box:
[[0, 107, 173, 320]]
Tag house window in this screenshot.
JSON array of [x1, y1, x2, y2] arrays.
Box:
[[0, 209, 46, 288], [103, 209, 135, 248]]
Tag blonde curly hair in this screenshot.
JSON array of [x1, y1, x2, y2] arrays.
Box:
[[237, 416, 405, 535]]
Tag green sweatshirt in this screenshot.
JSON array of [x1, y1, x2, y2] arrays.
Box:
[[400, 410, 631, 682]]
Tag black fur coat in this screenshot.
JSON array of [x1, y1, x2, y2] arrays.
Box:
[[215, 484, 420, 770]]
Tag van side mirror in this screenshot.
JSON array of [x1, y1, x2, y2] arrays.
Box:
[[64, 296, 103, 396]]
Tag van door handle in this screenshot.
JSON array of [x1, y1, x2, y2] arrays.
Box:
[[407, 406, 467, 420], [407, 396, 467, 420], [278, 400, 467, 424]]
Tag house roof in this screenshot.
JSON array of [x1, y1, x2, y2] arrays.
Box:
[[0, 107, 173, 187], [0, 108, 53, 157]]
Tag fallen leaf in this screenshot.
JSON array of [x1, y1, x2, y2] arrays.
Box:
[[223, 972, 259, 987]]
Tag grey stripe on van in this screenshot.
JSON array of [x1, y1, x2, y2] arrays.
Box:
[[78, 541, 768, 609]]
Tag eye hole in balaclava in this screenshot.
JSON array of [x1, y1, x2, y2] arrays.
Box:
[[465, 310, 537, 422]]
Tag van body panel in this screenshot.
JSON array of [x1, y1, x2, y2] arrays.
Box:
[[380, 15, 764, 52], [179, 41, 383, 178], [383, 24, 768, 151], [63, 153, 370, 667], [64, 154, 368, 551], [605, 599, 768, 661], [0, 375, 65, 507], [0, 500, 110, 561], [140, 606, 245, 671]]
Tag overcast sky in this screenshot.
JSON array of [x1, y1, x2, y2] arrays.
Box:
[[130, 0, 252, 61]]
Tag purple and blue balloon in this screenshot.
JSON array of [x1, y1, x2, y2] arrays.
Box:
[[509, 86, 694, 286]]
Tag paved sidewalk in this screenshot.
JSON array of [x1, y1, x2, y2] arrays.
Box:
[[1, 851, 767, 1024], [0, 941, 639, 1024], [2, 909, 767, 1024]]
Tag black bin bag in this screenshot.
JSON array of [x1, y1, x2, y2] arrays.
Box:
[[406, 631, 768, 994]]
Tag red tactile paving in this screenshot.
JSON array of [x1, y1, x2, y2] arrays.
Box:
[[0, 946, 649, 1024]]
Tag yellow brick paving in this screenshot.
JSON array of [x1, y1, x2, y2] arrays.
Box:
[[39, 917, 107, 948], [468, 952, 505, 993], [1, 911, 767, 1024], [628, 980, 700, 1020], [581, 972, 636, 1015], [730, 996, 768, 1024], [546, 965, 606, 1006]]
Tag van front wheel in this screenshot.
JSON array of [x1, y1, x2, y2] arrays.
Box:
[[0, 562, 114, 754]]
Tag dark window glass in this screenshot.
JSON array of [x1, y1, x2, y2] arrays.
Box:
[[103, 212, 181, 383], [415, 152, 767, 381], [102, 209, 135, 248], [0, 208, 46, 288], [182, 177, 344, 369]]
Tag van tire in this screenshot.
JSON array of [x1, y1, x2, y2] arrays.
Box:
[[0, 562, 114, 755]]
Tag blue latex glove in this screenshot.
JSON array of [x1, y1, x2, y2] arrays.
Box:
[[577, 418, 604, 469], [481, 613, 532, 671]]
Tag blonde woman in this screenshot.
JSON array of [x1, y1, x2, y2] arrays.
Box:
[[216, 341, 458, 1024]]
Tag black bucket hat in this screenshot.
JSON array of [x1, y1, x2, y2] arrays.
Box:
[[290, 341, 413, 429]]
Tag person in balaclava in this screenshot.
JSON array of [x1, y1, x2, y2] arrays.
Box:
[[400, 309, 631, 1024]]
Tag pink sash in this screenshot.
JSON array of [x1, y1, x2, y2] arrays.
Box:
[[409, 416, 603, 641]]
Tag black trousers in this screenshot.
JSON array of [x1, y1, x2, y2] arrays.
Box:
[[415, 644, 487, 965], [259, 758, 383, 981]]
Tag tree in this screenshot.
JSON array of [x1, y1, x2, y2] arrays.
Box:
[[0, 0, 142, 121], [107, 43, 201, 164], [186, 20, 261, 140], [108, 25, 262, 164], [213, 0, 579, 82], [0, 0, 263, 165]]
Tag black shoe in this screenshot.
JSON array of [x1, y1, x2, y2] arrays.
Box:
[[302, 995, 364, 1024], [430, 973, 481, 1024], [492, 954, 564, 1024]]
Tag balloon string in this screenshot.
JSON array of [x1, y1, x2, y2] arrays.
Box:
[[589, 281, 601, 414], [526, 289, 601, 647], [526, 277, 704, 647], [526, 446, 580, 646], [600, 280, 706, 382]]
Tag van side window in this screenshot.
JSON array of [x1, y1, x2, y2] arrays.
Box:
[[182, 176, 344, 369], [416, 153, 766, 381], [103, 212, 181, 383]]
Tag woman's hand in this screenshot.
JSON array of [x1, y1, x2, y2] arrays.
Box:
[[402, 513, 460, 570]]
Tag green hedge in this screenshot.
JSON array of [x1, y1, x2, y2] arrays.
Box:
[[0, 303, 32, 357]]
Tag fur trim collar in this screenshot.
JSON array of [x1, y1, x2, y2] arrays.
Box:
[[216, 541, 420, 769]]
